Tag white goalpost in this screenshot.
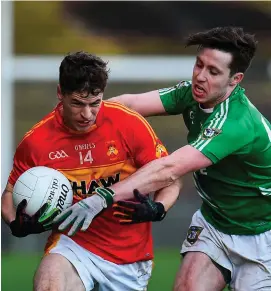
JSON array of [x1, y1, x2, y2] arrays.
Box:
[[1, 1, 15, 192], [14, 55, 194, 82]]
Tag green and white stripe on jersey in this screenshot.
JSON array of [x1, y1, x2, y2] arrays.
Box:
[[259, 187, 271, 196], [159, 81, 192, 96], [191, 98, 229, 151], [159, 86, 177, 96]]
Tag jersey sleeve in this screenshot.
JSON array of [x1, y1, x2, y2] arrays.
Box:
[[190, 101, 254, 163], [124, 113, 168, 167], [8, 136, 38, 186], [159, 80, 192, 115]]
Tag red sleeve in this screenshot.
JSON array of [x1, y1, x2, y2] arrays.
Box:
[[8, 136, 38, 186], [124, 113, 168, 168]]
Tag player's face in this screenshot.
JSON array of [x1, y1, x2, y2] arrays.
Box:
[[58, 88, 103, 132], [192, 48, 243, 108]]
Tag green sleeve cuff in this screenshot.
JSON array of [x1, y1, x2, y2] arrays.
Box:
[[96, 187, 115, 206]]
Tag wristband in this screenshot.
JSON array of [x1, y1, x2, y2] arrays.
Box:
[[155, 202, 167, 221], [96, 187, 115, 207]]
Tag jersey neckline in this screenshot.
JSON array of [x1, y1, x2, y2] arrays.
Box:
[[203, 84, 242, 112]]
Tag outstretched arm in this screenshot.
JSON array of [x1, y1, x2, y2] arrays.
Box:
[[108, 90, 167, 117], [110, 145, 212, 201]]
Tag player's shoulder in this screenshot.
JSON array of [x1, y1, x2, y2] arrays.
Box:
[[176, 80, 192, 89], [159, 80, 192, 95], [18, 109, 56, 147], [103, 100, 148, 124], [103, 101, 157, 139], [229, 88, 260, 120], [211, 89, 259, 134]]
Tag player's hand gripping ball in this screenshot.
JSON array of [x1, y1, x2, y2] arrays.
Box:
[[11, 166, 73, 237]]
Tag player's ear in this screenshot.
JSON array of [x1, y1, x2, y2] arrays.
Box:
[[229, 72, 244, 87], [57, 85, 63, 101]]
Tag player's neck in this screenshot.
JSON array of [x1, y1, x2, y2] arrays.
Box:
[[202, 85, 238, 109]]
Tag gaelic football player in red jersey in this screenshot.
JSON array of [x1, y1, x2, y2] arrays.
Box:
[[1, 51, 181, 291]]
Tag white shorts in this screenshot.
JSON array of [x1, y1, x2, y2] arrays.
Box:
[[181, 210, 271, 291], [49, 234, 153, 291]]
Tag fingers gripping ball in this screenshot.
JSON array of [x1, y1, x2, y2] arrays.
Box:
[[9, 199, 60, 237]]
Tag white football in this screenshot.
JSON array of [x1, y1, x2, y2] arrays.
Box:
[[13, 166, 73, 216]]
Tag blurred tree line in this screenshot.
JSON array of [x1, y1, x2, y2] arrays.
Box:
[[15, 1, 271, 56]]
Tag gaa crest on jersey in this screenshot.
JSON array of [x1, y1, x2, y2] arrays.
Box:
[[186, 226, 203, 245], [155, 143, 167, 158], [202, 128, 221, 139]]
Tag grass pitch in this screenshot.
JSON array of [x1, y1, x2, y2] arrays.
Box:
[[2, 249, 229, 290]]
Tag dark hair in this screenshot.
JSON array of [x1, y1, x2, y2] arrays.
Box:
[[59, 51, 109, 96], [185, 27, 258, 75]]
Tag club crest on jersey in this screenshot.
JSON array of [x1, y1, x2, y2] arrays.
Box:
[[106, 141, 119, 160], [202, 128, 221, 139], [156, 143, 167, 158], [175, 80, 191, 88], [186, 226, 203, 245]]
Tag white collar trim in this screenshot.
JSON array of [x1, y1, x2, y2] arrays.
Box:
[[199, 104, 214, 113]]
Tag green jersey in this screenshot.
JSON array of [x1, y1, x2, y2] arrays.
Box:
[[159, 81, 271, 235]]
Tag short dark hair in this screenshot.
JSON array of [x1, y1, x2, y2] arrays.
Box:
[[185, 27, 258, 75], [59, 51, 109, 96]]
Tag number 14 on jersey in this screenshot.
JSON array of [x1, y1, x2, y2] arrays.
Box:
[[79, 150, 94, 164]]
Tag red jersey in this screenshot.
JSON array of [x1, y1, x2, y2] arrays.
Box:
[[8, 101, 168, 264]]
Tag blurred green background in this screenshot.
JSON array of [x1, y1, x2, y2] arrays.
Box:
[[2, 1, 271, 290]]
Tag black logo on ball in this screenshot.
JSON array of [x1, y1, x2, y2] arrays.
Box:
[[56, 184, 69, 211]]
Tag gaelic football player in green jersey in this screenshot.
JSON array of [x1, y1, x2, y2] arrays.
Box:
[[101, 27, 271, 290]]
